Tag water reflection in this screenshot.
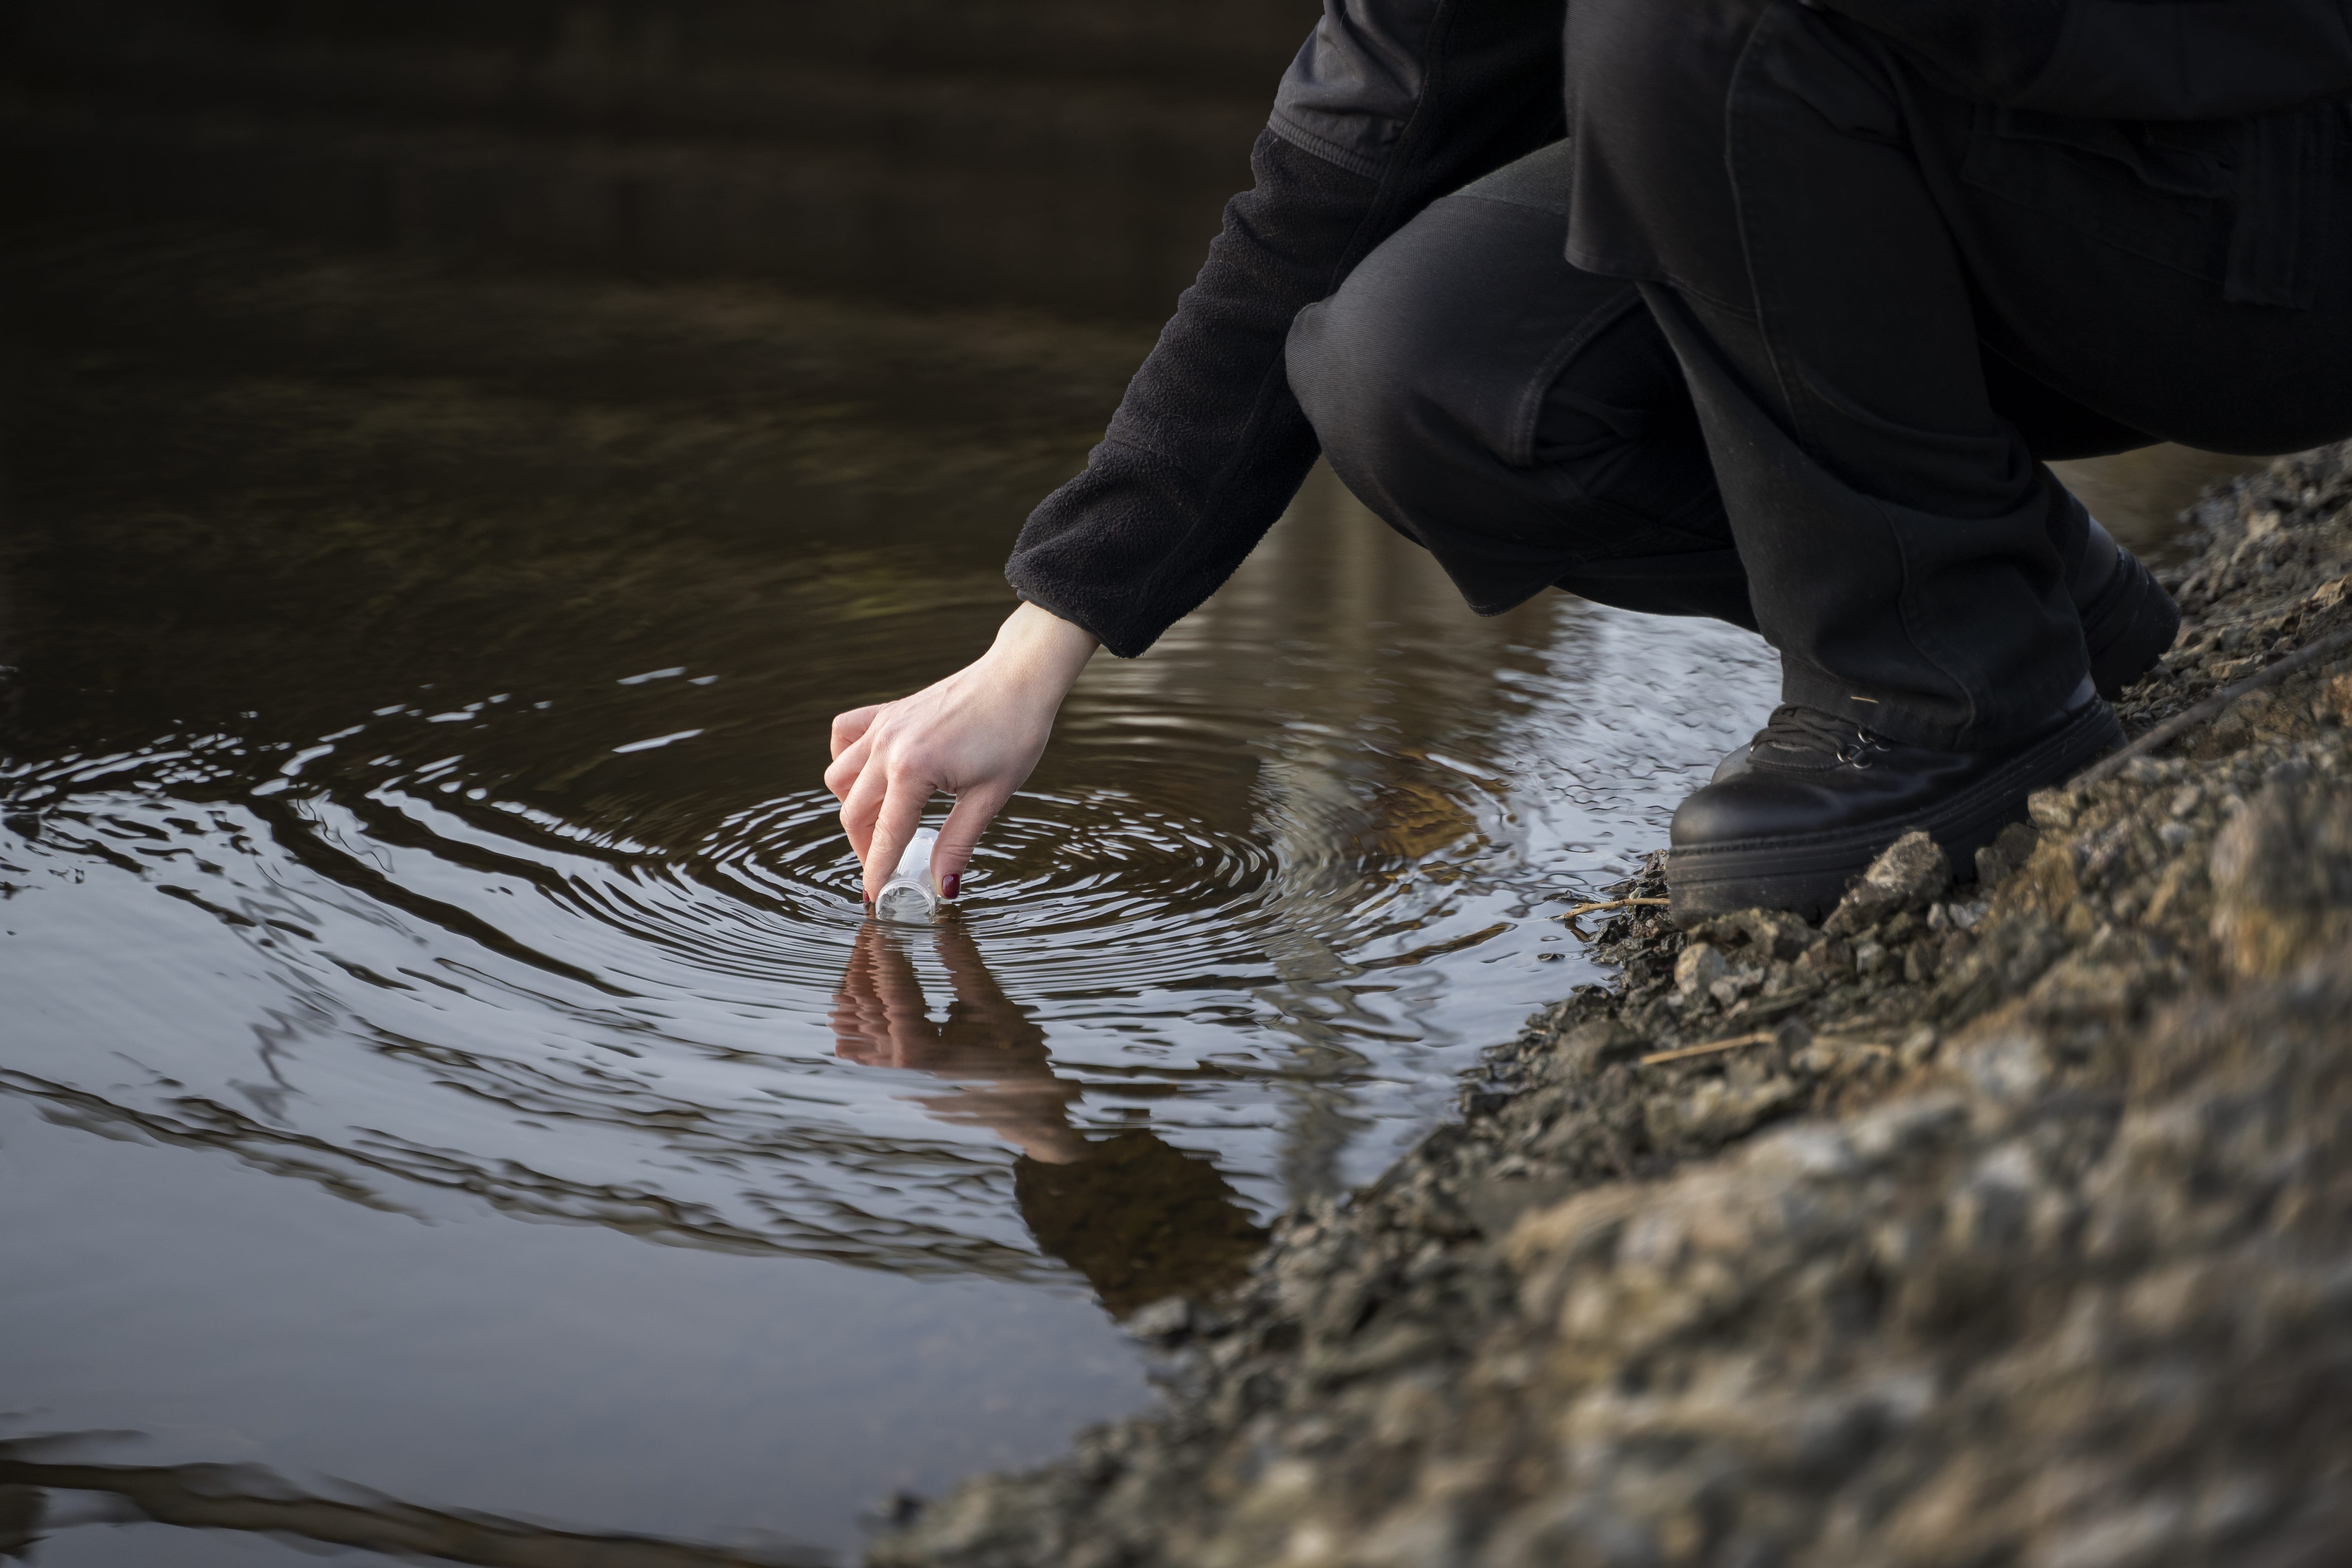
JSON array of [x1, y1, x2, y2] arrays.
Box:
[[831, 918, 1089, 1166], [831, 919, 1265, 1315], [0, 1438, 828, 1568]]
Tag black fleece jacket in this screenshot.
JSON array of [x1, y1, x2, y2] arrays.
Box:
[[1006, 0, 2352, 659]]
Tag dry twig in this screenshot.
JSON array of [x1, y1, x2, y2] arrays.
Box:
[[1640, 1031, 1774, 1066], [2076, 622, 2352, 788], [1557, 896, 1671, 939], [1640, 1029, 1890, 1067], [1558, 896, 1671, 920]]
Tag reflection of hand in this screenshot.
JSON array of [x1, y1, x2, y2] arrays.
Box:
[[829, 919, 1087, 1163], [825, 601, 1096, 902], [829, 920, 945, 1071]]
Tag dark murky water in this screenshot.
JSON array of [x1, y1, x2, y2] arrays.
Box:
[[0, 224, 2247, 1564]]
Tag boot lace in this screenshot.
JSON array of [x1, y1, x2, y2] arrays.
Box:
[[1749, 705, 1894, 769]]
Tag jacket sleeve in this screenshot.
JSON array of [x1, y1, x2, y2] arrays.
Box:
[[1818, 0, 2352, 120], [1004, 0, 1567, 659]]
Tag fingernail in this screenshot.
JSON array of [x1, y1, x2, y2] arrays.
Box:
[[942, 874, 961, 900]]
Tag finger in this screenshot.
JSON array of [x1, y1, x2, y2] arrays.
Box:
[[846, 949, 906, 1063], [931, 918, 991, 992], [932, 918, 1004, 1009], [860, 775, 931, 901], [869, 933, 930, 1038], [829, 984, 882, 1061], [829, 929, 886, 1058], [830, 704, 882, 762], [837, 757, 891, 868], [931, 782, 1015, 896], [933, 920, 1035, 1041], [823, 731, 873, 804]]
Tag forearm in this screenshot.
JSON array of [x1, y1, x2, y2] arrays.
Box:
[[1008, 0, 1571, 660], [1005, 130, 1374, 658]]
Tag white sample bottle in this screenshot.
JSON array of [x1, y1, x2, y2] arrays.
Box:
[[872, 827, 946, 921]]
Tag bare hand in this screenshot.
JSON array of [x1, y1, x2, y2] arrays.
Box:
[[825, 601, 1097, 900]]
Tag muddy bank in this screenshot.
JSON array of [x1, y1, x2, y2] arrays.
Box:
[[867, 444, 2352, 1568]]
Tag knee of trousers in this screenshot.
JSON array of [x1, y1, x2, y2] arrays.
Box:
[[1285, 259, 1490, 519]]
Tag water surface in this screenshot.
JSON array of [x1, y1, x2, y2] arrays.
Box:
[[0, 224, 2240, 1563]]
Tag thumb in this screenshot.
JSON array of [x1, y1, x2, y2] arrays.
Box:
[[932, 783, 1014, 897]]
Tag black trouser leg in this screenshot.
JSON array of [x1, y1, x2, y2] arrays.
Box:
[[1563, 0, 2352, 748], [1287, 142, 1757, 629], [1283, 138, 2149, 651], [1568, 0, 2082, 748]]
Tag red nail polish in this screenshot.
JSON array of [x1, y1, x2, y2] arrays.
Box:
[[943, 873, 961, 900]]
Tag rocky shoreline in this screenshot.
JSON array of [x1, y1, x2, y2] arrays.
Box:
[[871, 445, 2352, 1568]]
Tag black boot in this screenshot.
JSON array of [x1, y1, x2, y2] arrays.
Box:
[[2075, 521, 2181, 702], [1667, 687, 2123, 921], [1711, 523, 2172, 789]]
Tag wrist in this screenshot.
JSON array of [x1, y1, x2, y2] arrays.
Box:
[[991, 601, 1098, 690]]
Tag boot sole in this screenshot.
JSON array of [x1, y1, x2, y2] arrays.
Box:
[[1665, 701, 2125, 922]]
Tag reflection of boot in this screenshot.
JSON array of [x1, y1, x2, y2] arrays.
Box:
[[1013, 1130, 1267, 1319]]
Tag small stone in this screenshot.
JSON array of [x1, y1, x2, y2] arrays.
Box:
[[1950, 1027, 2052, 1106], [1974, 820, 2041, 888], [2271, 755, 2318, 790], [2209, 775, 2352, 976], [2322, 673, 2352, 727], [1796, 937, 1853, 976], [1675, 942, 1729, 995], [1792, 1043, 1838, 1076], [1552, 1020, 1642, 1078], [1127, 1297, 1194, 1345], [1826, 831, 1953, 936], [2028, 789, 2078, 830], [1700, 907, 1814, 961], [1643, 1075, 1799, 1148]]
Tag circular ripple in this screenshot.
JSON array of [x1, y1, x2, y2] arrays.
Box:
[[686, 786, 1288, 997]]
